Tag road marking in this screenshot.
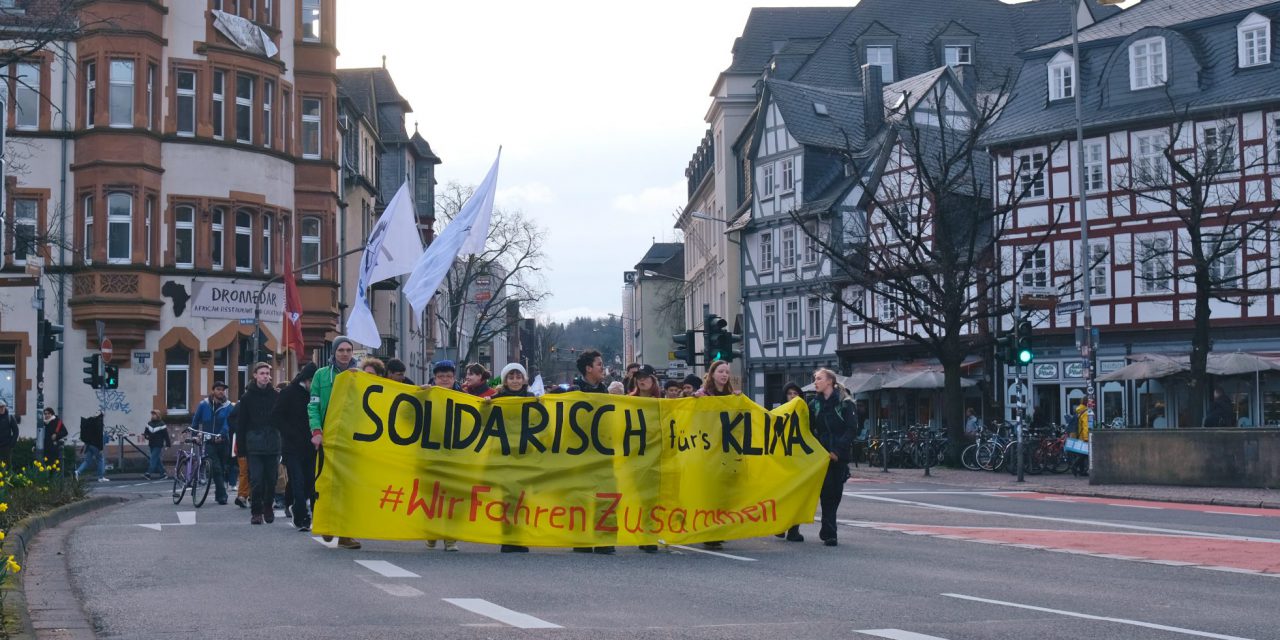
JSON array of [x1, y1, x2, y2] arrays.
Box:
[[1119, 505, 1164, 510], [668, 544, 758, 562], [443, 598, 561, 629], [311, 536, 337, 548], [137, 511, 197, 531], [368, 582, 424, 597], [1202, 566, 1262, 575], [845, 490, 1023, 496], [355, 560, 420, 578], [845, 494, 1280, 543], [1206, 511, 1261, 517], [177, 511, 196, 525], [856, 630, 951, 640], [942, 593, 1256, 640]]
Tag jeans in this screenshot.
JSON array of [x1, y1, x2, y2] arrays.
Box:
[[147, 445, 165, 476], [247, 454, 280, 516], [282, 450, 315, 526], [206, 444, 229, 504], [818, 461, 849, 542], [76, 445, 106, 480]]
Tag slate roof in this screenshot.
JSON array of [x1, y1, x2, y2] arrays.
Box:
[[883, 66, 950, 117], [764, 80, 866, 151], [411, 130, 441, 163], [725, 7, 852, 75], [984, 0, 1280, 146], [1033, 0, 1275, 51], [337, 68, 413, 142], [634, 243, 684, 274]]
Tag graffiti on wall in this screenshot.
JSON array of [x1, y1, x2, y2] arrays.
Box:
[[96, 389, 132, 415]]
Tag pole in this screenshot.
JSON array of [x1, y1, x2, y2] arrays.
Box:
[[251, 244, 367, 362], [1015, 280, 1025, 483], [1071, 0, 1098, 440], [34, 286, 46, 458]]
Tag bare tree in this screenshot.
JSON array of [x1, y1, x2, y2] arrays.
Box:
[[793, 77, 1064, 461], [1116, 108, 1280, 426], [433, 182, 550, 366]]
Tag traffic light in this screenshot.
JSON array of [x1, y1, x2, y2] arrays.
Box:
[[995, 335, 1014, 365], [103, 364, 119, 390], [704, 314, 727, 364], [1015, 320, 1034, 365], [672, 330, 696, 367], [710, 330, 743, 363], [39, 320, 64, 359], [82, 353, 103, 389]]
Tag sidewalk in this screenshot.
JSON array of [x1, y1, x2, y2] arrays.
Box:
[[847, 464, 1280, 509]]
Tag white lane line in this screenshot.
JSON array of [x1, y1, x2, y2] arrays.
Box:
[[177, 511, 196, 525], [1206, 511, 1262, 517], [942, 593, 1256, 640], [443, 598, 562, 629], [355, 560, 420, 578], [368, 582, 425, 597], [846, 494, 1280, 543], [1201, 566, 1262, 575], [846, 491, 1023, 496], [856, 630, 951, 640], [668, 544, 758, 562], [311, 536, 337, 548]]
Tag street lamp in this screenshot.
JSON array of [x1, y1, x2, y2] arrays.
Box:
[[640, 270, 687, 283]]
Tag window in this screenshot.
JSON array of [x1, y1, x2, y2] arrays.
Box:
[[866, 45, 894, 82], [176, 70, 195, 136], [108, 59, 133, 126], [1048, 54, 1073, 101], [1134, 132, 1168, 183], [1205, 232, 1240, 285], [165, 347, 190, 414], [83, 61, 96, 128], [14, 62, 39, 129], [300, 216, 320, 279], [282, 88, 292, 151], [781, 227, 796, 269], [781, 157, 795, 192], [212, 70, 225, 139], [944, 45, 971, 66], [106, 193, 131, 263], [1016, 151, 1046, 199], [878, 290, 898, 322], [262, 79, 273, 148], [211, 208, 224, 269], [261, 214, 272, 273], [1129, 37, 1166, 90], [213, 347, 229, 388], [175, 205, 194, 269], [235, 210, 253, 271], [302, 0, 321, 41], [302, 97, 321, 158], [785, 298, 800, 340], [1202, 123, 1237, 173], [263, 0, 272, 25], [1271, 114, 1280, 166], [761, 164, 774, 198], [146, 64, 155, 129], [1137, 235, 1172, 293], [12, 199, 36, 264], [1089, 242, 1110, 297], [1021, 248, 1048, 289], [759, 231, 774, 271], [235, 73, 253, 143], [82, 196, 94, 265], [762, 302, 778, 342], [1239, 13, 1271, 68], [844, 287, 866, 324], [1083, 141, 1106, 193], [806, 296, 822, 337], [237, 338, 253, 394], [145, 197, 153, 266], [804, 227, 818, 265]]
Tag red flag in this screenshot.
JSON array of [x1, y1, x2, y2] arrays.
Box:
[[282, 243, 306, 357]]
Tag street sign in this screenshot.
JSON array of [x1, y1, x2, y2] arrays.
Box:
[[474, 291, 493, 302], [101, 338, 114, 363], [1056, 300, 1084, 316], [239, 317, 256, 325]]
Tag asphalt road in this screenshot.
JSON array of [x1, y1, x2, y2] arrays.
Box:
[[65, 477, 1280, 640]]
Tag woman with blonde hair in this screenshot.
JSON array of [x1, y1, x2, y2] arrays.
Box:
[[359, 357, 386, 377], [809, 367, 856, 547]]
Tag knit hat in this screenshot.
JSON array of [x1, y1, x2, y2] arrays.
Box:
[[500, 363, 527, 380], [682, 374, 702, 388], [293, 362, 318, 385], [433, 360, 457, 374], [330, 336, 358, 371]]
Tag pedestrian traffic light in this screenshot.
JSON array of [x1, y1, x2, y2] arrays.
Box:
[[672, 330, 696, 367], [39, 320, 64, 359], [703, 314, 727, 363], [710, 330, 743, 363], [82, 353, 102, 389], [1015, 320, 1034, 365], [103, 364, 119, 390]]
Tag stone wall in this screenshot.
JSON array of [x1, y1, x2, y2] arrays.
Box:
[[1091, 429, 1280, 488]]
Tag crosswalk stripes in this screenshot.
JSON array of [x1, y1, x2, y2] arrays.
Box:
[[856, 630, 952, 640]]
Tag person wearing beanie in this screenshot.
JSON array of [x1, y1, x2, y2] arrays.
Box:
[[307, 337, 361, 549], [490, 362, 533, 553], [681, 374, 702, 397], [274, 362, 318, 531], [424, 360, 461, 391], [607, 381, 625, 395]]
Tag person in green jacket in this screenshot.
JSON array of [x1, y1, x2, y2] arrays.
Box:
[[307, 336, 361, 549]]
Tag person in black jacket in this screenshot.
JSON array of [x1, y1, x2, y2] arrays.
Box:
[[809, 368, 855, 547], [236, 362, 281, 525], [0, 400, 20, 468], [272, 362, 317, 530], [568, 351, 617, 554], [41, 407, 68, 466], [1203, 388, 1235, 428], [75, 413, 107, 481], [142, 410, 170, 479]]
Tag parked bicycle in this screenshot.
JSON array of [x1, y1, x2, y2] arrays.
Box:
[[172, 428, 218, 507]]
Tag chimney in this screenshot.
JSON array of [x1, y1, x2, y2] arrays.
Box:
[[381, 55, 387, 69], [862, 63, 884, 137]]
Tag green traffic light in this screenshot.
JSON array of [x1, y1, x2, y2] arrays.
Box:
[[1017, 349, 1033, 364]]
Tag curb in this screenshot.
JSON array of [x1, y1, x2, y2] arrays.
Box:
[[1, 496, 129, 640]]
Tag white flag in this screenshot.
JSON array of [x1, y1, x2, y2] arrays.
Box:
[[403, 150, 501, 318], [346, 181, 425, 347], [529, 374, 545, 397]]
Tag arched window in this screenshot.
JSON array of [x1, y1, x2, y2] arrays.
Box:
[[235, 209, 253, 272], [301, 216, 320, 279], [106, 193, 132, 264], [1047, 51, 1073, 101]]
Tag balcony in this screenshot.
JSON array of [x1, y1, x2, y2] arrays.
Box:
[[67, 269, 163, 353]]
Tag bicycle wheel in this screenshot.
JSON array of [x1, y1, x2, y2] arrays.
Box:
[[193, 458, 212, 508], [961, 444, 979, 470], [977, 443, 1001, 471], [172, 455, 189, 505]]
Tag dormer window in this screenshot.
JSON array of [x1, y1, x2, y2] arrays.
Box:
[[866, 45, 894, 82], [944, 45, 972, 66], [1238, 12, 1271, 68], [1048, 51, 1074, 101], [1129, 37, 1166, 90]]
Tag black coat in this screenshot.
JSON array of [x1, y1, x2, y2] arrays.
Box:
[[572, 376, 608, 394], [0, 413, 18, 448], [809, 392, 856, 463], [271, 381, 313, 455], [235, 383, 280, 455], [79, 414, 104, 450], [493, 386, 533, 398], [1203, 396, 1235, 428], [143, 419, 170, 448]]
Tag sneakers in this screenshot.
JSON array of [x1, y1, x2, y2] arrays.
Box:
[[322, 535, 334, 542], [785, 526, 804, 542], [823, 538, 838, 547], [639, 545, 658, 553], [499, 545, 528, 553], [426, 539, 438, 549], [234, 497, 248, 509], [142, 473, 153, 480], [74, 470, 80, 481], [97, 477, 110, 482], [703, 541, 724, 550], [593, 546, 616, 555], [250, 515, 263, 525], [337, 537, 362, 550], [296, 523, 311, 532], [264, 511, 275, 524], [284, 505, 292, 518], [443, 540, 458, 552]]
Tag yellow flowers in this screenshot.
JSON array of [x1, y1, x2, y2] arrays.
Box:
[[4, 555, 19, 574], [0, 531, 6, 541], [0, 503, 9, 513]]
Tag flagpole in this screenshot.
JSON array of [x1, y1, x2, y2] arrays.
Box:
[[252, 244, 368, 363]]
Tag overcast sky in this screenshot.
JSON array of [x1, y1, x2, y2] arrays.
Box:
[[336, 0, 1136, 323]]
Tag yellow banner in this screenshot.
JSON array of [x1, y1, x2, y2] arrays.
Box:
[[313, 371, 828, 546]]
